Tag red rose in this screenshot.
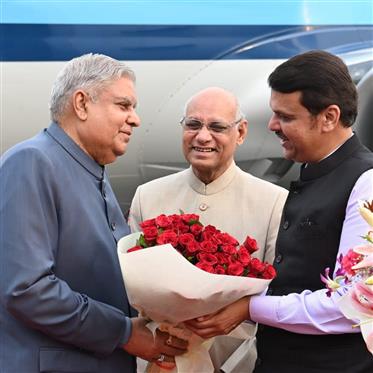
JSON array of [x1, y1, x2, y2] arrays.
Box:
[[237, 247, 251, 265], [196, 262, 215, 273], [204, 225, 219, 233], [227, 255, 239, 266], [143, 226, 158, 242], [185, 241, 200, 256], [216, 233, 239, 246], [249, 258, 266, 273], [200, 240, 218, 253], [169, 214, 183, 225], [261, 264, 276, 279], [202, 225, 220, 241], [215, 252, 229, 265], [190, 223, 203, 237], [214, 265, 226, 275], [178, 233, 195, 247], [155, 214, 172, 229], [156, 229, 178, 247], [181, 213, 200, 224], [221, 245, 237, 255], [127, 245, 143, 253], [140, 218, 156, 229], [173, 222, 190, 234], [201, 230, 214, 241], [227, 262, 244, 276], [197, 252, 218, 266], [243, 236, 259, 254]]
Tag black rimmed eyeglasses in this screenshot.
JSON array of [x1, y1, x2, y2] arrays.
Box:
[[179, 117, 242, 134]]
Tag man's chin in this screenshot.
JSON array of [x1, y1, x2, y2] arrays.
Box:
[[190, 158, 214, 169]]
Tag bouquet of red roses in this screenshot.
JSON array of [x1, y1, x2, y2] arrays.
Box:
[[128, 213, 276, 279], [117, 213, 276, 372]]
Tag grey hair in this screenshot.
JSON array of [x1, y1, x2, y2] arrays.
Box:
[[183, 87, 245, 121], [49, 53, 135, 122]]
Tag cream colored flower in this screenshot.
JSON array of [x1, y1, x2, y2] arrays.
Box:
[[359, 200, 373, 228]]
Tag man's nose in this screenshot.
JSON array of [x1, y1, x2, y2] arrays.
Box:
[[128, 110, 141, 127], [268, 115, 278, 131], [195, 125, 212, 141]]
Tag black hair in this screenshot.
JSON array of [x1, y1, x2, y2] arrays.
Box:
[[268, 50, 357, 127]]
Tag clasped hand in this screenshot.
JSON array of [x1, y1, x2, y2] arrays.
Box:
[[185, 296, 251, 339], [122, 317, 189, 366]]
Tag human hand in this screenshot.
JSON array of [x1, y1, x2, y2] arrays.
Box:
[[122, 317, 189, 364], [184, 296, 251, 339]]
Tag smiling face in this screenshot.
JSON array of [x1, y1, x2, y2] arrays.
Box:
[[182, 88, 247, 184], [72, 76, 140, 165], [268, 90, 325, 163]]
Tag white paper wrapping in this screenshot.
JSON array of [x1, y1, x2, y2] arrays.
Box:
[[117, 232, 272, 372]]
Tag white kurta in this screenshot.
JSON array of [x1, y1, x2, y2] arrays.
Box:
[[129, 162, 288, 372]]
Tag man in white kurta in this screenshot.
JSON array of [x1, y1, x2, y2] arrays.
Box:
[[129, 87, 288, 372]]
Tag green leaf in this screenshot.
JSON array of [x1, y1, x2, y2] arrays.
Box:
[[138, 234, 149, 248], [188, 220, 203, 226]]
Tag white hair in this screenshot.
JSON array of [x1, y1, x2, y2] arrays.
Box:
[[49, 53, 135, 122]]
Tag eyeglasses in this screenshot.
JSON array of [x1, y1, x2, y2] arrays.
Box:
[[180, 117, 242, 134]]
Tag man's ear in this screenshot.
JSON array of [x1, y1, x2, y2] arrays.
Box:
[[321, 104, 340, 133], [72, 90, 90, 121], [237, 119, 248, 145]]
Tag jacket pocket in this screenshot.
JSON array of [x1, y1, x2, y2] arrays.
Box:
[[39, 347, 98, 372]]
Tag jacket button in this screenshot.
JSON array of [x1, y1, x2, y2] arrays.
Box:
[[110, 222, 116, 231], [283, 220, 289, 230], [199, 203, 208, 211], [275, 254, 283, 263]]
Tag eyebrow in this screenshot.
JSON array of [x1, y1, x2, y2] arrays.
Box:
[[273, 109, 295, 117], [114, 96, 137, 108]]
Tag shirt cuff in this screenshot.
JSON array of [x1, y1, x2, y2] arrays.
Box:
[[250, 294, 281, 327], [117, 316, 132, 348]]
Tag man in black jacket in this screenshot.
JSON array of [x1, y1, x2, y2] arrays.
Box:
[[186, 50, 373, 372]]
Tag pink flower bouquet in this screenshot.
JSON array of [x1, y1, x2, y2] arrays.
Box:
[[321, 200, 373, 354]]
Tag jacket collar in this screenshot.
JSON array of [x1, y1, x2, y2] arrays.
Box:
[[187, 161, 237, 195], [46, 122, 104, 180], [300, 134, 362, 181]]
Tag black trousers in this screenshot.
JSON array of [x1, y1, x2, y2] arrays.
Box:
[[255, 325, 373, 373]]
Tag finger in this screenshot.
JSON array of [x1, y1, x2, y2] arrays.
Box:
[[156, 331, 188, 351], [196, 310, 221, 321], [163, 345, 188, 356], [185, 317, 218, 329], [165, 335, 189, 350], [152, 354, 175, 364], [162, 355, 175, 364], [155, 361, 176, 370], [185, 325, 219, 339]]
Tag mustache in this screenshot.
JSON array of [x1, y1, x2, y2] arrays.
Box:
[[275, 131, 288, 141]]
